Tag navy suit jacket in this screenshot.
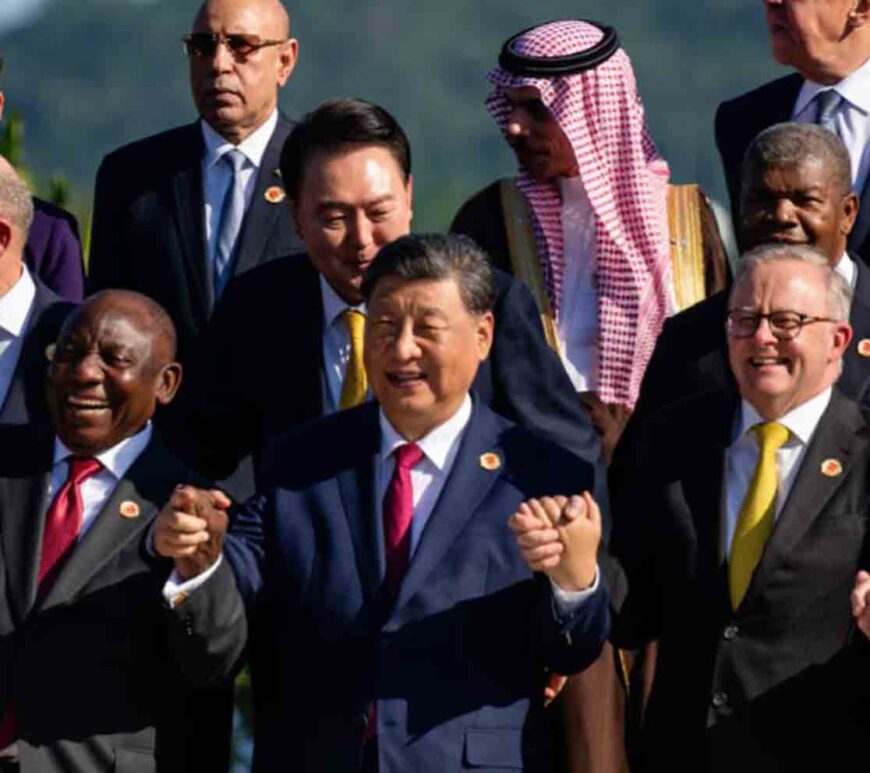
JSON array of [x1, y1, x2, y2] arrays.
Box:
[[171, 253, 607, 510], [25, 198, 84, 302], [169, 400, 609, 772], [88, 116, 302, 362], [0, 276, 74, 427], [716, 74, 870, 262]]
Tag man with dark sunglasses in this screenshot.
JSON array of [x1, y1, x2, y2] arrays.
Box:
[[89, 0, 302, 365]]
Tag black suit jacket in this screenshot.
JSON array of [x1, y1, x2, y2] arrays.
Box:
[[0, 432, 232, 772], [88, 117, 302, 362], [715, 74, 870, 261], [170, 253, 606, 508], [0, 277, 73, 427], [610, 389, 870, 770], [629, 253, 870, 418], [168, 400, 609, 772]]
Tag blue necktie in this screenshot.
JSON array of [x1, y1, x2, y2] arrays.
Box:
[[814, 89, 842, 135], [214, 148, 247, 298]]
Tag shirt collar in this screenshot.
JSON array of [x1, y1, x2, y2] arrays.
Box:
[[53, 422, 153, 480], [319, 273, 366, 329], [0, 266, 35, 337], [379, 394, 473, 472], [836, 251, 856, 291], [201, 109, 279, 170], [737, 387, 832, 448], [794, 55, 870, 117]]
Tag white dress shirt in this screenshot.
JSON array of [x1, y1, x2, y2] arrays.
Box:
[[558, 176, 600, 392], [793, 56, 870, 193], [320, 275, 368, 413], [0, 266, 35, 409], [723, 388, 832, 556], [836, 251, 857, 296], [201, 109, 278, 268], [50, 424, 153, 539]]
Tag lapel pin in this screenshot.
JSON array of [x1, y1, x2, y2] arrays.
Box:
[[820, 458, 843, 477], [119, 500, 140, 519], [264, 185, 286, 204], [858, 339, 870, 358], [479, 452, 501, 471], [44, 343, 56, 362]]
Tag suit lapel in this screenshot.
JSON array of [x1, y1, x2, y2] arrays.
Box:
[[851, 177, 870, 253], [337, 406, 382, 608], [37, 442, 167, 612], [232, 118, 291, 279], [0, 426, 53, 620], [392, 403, 502, 616], [169, 123, 211, 319], [840, 257, 870, 402], [748, 392, 867, 601]]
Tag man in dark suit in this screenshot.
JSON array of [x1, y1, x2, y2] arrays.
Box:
[[0, 57, 84, 302], [88, 0, 301, 362], [172, 99, 605, 507], [0, 290, 232, 772], [606, 244, 870, 769], [0, 163, 73, 427], [716, 0, 870, 261], [154, 233, 609, 772], [631, 122, 870, 419]]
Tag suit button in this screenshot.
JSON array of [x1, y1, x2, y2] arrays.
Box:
[[711, 691, 728, 709], [723, 624, 739, 640]]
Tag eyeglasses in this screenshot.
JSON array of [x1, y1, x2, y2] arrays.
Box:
[[726, 309, 836, 340], [182, 32, 286, 61]]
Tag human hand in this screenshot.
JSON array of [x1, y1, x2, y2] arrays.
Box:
[[851, 570, 870, 640], [508, 492, 601, 592], [154, 485, 231, 580], [578, 392, 632, 466]]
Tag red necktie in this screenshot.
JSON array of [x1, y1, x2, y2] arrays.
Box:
[[0, 456, 101, 750], [382, 443, 424, 600], [365, 443, 423, 745]]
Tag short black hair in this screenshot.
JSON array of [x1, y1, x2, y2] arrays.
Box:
[[280, 99, 411, 201], [362, 233, 494, 315]]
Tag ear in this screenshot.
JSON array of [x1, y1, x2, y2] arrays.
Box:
[[277, 38, 298, 87], [0, 217, 12, 254], [0, 91, 5, 123], [831, 321, 853, 362], [405, 173, 414, 223], [155, 362, 183, 406], [841, 191, 860, 236], [849, 0, 870, 27], [475, 310, 495, 362]]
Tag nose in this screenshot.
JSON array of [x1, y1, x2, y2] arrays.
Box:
[[393, 319, 422, 361], [349, 212, 375, 253], [772, 197, 798, 224], [69, 352, 103, 384], [752, 315, 779, 345], [209, 37, 234, 72]]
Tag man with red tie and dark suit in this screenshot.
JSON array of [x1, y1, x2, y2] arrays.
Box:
[[0, 291, 232, 772], [154, 233, 610, 772], [716, 0, 870, 264]]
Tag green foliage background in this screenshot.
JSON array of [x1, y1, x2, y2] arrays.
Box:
[[0, 0, 786, 234]]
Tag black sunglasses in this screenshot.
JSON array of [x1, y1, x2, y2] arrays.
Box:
[[182, 32, 286, 61]]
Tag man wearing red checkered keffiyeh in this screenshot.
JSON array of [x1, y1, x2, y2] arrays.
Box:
[[453, 20, 673, 421]]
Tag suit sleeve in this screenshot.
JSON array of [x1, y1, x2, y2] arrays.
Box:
[[488, 274, 609, 523], [88, 155, 129, 293]]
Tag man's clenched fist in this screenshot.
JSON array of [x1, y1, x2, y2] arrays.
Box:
[[508, 492, 601, 592], [154, 485, 231, 580]]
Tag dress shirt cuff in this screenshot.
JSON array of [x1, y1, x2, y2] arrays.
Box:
[[549, 565, 600, 620], [162, 555, 223, 609]]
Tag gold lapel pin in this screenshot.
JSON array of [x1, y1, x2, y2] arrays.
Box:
[[820, 458, 843, 477], [479, 452, 501, 471], [119, 500, 141, 519], [264, 185, 286, 204], [44, 343, 56, 362], [858, 339, 870, 358]]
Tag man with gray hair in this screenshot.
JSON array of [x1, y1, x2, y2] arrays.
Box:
[[627, 122, 870, 417], [0, 163, 73, 427], [606, 243, 870, 768], [154, 232, 610, 772]]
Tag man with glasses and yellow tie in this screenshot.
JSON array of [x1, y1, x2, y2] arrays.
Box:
[[597, 243, 870, 769], [89, 0, 302, 364]]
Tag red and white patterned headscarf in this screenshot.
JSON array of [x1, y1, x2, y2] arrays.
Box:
[[486, 20, 671, 407]]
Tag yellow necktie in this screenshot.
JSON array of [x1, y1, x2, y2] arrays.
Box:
[[728, 422, 790, 609], [339, 309, 367, 409]]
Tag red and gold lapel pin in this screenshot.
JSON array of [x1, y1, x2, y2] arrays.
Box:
[[264, 186, 286, 204], [820, 458, 843, 477], [479, 452, 501, 471], [857, 339, 870, 358], [119, 500, 141, 519]]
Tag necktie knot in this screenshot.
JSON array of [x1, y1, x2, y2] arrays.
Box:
[[342, 308, 366, 341], [221, 148, 247, 174], [66, 456, 102, 486], [814, 89, 842, 132], [751, 422, 790, 456], [393, 442, 424, 471]]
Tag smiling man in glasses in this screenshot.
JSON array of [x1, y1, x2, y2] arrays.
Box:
[[89, 0, 301, 364], [605, 243, 870, 768]]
